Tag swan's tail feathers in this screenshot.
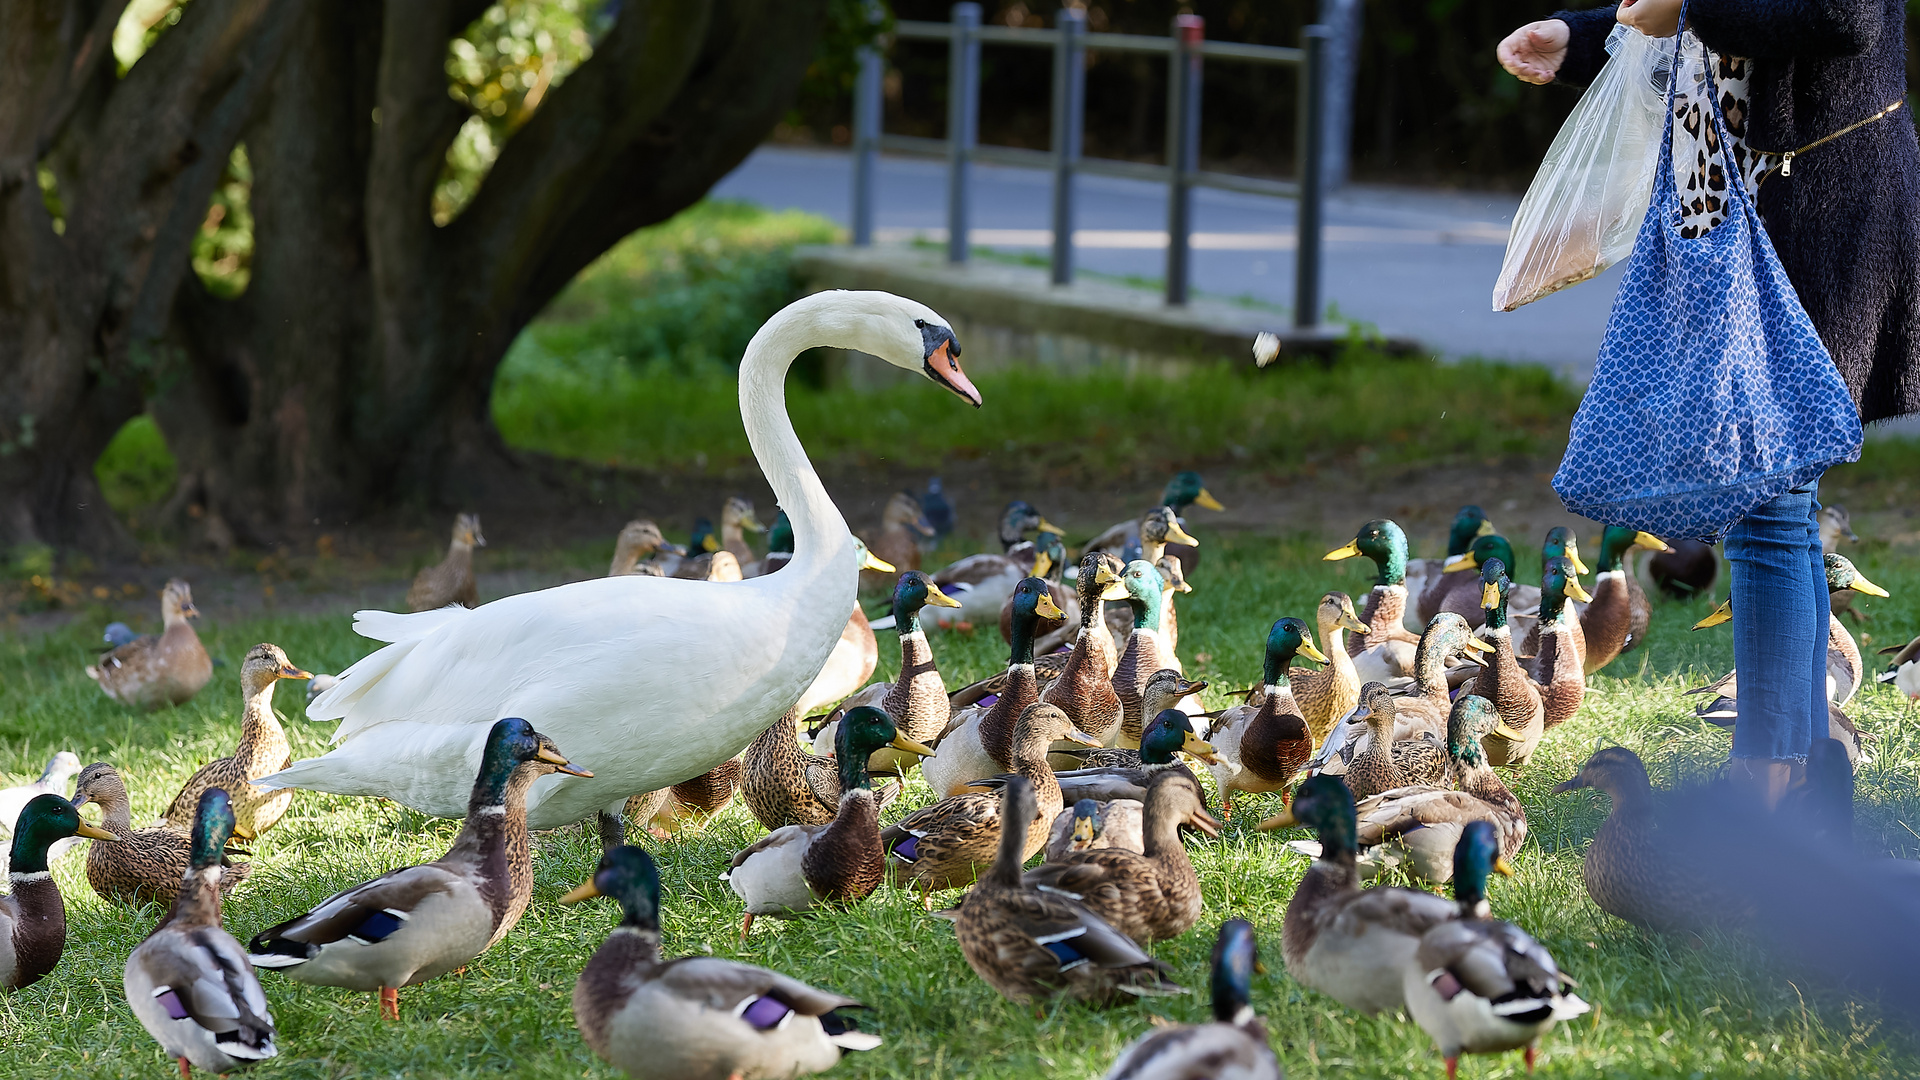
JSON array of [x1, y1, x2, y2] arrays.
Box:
[[304, 638, 423, 724], [352, 605, 471, 644]]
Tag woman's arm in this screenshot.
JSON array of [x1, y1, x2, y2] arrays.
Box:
[[1546, 7, 1624, 88], [1685, 0, 1880, 58]]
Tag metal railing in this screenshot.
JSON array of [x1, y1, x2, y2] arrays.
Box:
[[849, 4, 1333, 326]]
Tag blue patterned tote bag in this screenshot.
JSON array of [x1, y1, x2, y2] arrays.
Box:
[[1551, 7, 1862, 542]]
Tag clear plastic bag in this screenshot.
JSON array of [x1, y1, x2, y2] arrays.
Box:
[[1492, 26, 1675, 312]]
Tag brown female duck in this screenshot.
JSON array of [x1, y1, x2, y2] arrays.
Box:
[[72, 763, 249, 907], [86, 579, 213, 709], [1292, 591, 1371, 743], [742, 708, 899, 834], [406, 513, 484, 610], [1341, 682, 1453, 801], [162, 644, 312, 841], [1308, 613, 1493, 777], [1461, 560, 1546, 767], [867, 491, 935, 587], [1207, 618, 1327, 818], [1037, 554, 1129, 742], [606, 519, 685, 577]]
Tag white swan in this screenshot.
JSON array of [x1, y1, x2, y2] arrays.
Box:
[[260, 291, 981, 830]]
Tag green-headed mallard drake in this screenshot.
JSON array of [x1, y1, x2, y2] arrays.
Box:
[[1001, 531, 1073, 646], [923, 578, 1065, 797], [1550, 747, 1751, 933], [1084, 472, 1223, 578], [73, 763, 248, 907], [1037, 554, 1130, 741], [1403, 506, 1497, 624], [812, 571, 962, 771], [1506, 526, 1587, 644], [1581, 527, 1671, 673], [884, 703, 1096, 898], [125, 790, 277, 1075], [1461, 561, 1546, 767], [1307, 613, 1493, 778], [929, 500, 1062, 629], [1422, 534, 1517, 630], [1113, 560, 1185, 749], [565, 845, 881, 1080], [1021, 770, 1220, 943], [3, 794, 115, 990], [1293, 591, 1371, 744], [246, 718, 590, 1020], [1647, 538, 1717, 599], [1527, 557, 1591, 731], [868, 490, 935, 587], [1402, 821, 1588, 1079], [86, 579, 213, 709], [953, 773, 1184, 1006], [0, 751, 83, 875], [1255, 774, 1456, 1014], [1327, 520, 1423, 683], [608, 520, 686, 577], [1341, 682, 1452, 801], [726, 707, 934, 937], [1101, 918, 1279, 1080], [406, 513, 484, 611], [1294, 696, 1528, 886], [1046, 798, 1143, 863], [1207, 618, 1328, 818], [744, 508, 794, 578], [1540, 525, 1591, 580], [794, 540, 894, 716], [161, 643, 312, 841], [1053, 696, 1217, 802]]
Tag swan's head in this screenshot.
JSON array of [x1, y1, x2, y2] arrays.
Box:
[[829, 292, 980, 408]]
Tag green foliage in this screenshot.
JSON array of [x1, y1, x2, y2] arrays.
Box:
[[787, 0, 894, 134], [93, 414, 178, 517], [191, 145, 253, 298]]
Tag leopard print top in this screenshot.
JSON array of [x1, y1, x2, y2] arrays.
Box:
[[1671, 38, 1777, 238]]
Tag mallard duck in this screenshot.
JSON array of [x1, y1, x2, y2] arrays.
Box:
[[72, 763, 248, 907], [1035, 554, 1129, 740], [565, 846, 881, 1080], [280, 293, 983, 830], [742, 708, 900, 833], [1293, 696, 1528, 886], [1648, 538, 1717, 599], [1504, 527, 1584, 645], [867, 491, 934, 587], [1305, 613, 1493, 779], [922, 477, 955, 543], [126, 790, 277, 1076], [726, 707, 934, 937], [407, 513, 484, 610], [702, 551, 744, 582], [794, 540, 894, 716], [1327, 520, 1423, 682], [1046, 798, 1144, 862], [1341, 682, 1453, 800], [1581, 527, 1670, 673], [1101, 918, 1280, 1080], [1403, 506, 1497, 627], [811, 571, 961, 771], [1293, 591, 1371, 743], [1527, 557, 1591, 731], [1550, 747, 1751, 933], [953, 773, 1184, 1005], [1113, 561, 1186, 749], [247, 718, 590, 1019], [1152, 553, 1194, 660], [884, 703, 1096, 896], [1460, 561, 1546, 767], [1052, 687, 1214, 796], [1021, 770, 1219, 942], [744, 509, 793, 578], [0, 751, 83, 872], [1421, 534, 1516, 630], [923, 578, 1065, 797], [1207, 618, 1328, 818], [1879, 635, 1920, 701], [1001, 531, 1072, 646], [1689, 554, 1890, 719], [3, 794, 115, 990], [675, 496, 766, 580], [607, 520, 685, 577], [1402, 821, 1588, 1080], [1103, 509, 1199, 654], [161, 644, 312, 841], [1083, 472, 1223, 580], [1819, 504, 1858, 555], [86, 579, 213, 709], [928, 501, 1061, 629], [620, 756, 745, 841], [1255, 774, 1456, 1014]]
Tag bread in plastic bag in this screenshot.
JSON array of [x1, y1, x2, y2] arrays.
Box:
[[1492, 26, 1674, 312]]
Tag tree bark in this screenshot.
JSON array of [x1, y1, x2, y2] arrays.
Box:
[[3, 0, 827, 551]]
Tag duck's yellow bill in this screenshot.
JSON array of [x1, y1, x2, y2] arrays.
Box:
[[1493, 856, 1515, 877], [1476, 519, 1498, 538], [1465, 636, 1496, 654], [278, 666, 314, 681], [742, 512, 767, 533], [1634, 531, 1672, 552], [1566, 577, 1594, 603], [1850, 573, 1891, 598], [862, 550, 896, 573], [890, 734, 938, 758], [925, 583, 963, 608], [559, 880, 601, 905], [75, 822, 117, 841], [1693, 601, 1732, 630], [1037, 518, 1066, 536], [1036, 592, 1066, 620], [1165, 521, 1200, 546], [1339, 609, 1372, 634], [1296, 638, 1330, 665], [1182, 734, 1222, 765], [1193, 489, 1225, 512], [1492, 721, 1529, 741], [1568, 548, 1592, 577], [1324, 540, 1362, 561], [1480, 582, 1501, 610], [1443, 553, 1477, 573]]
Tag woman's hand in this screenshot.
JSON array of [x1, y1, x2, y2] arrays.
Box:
[[1616, 0, 1683, 37], [1497, 19, 1570, 84]]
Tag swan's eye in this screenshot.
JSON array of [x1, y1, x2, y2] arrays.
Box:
[[913, 319, 926, 328]]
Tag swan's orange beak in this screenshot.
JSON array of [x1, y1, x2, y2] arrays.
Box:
[[923, 338, 982, 408]]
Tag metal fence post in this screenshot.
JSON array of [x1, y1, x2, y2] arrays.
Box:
[[1295, 25, 1330, 330], [850, 3, 884, 247], [946, 3, 981, 264], [1317, 0, 1361, 190], [1049, 8, 1086, 285], [1163, 14, 1203, 306]]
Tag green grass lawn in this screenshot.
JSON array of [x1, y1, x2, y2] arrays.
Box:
[[2, 526, 1917, 1079]]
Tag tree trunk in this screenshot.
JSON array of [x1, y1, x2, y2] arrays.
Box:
[[3, 0, 826, 551]]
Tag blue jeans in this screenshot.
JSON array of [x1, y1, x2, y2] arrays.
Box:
[[1724, 479, 1828, 763]]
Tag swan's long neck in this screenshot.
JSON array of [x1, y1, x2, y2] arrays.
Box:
[[738, 300, 854, 578]]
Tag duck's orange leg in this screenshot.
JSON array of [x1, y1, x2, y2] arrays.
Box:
[[379, 985, 399, 1021]]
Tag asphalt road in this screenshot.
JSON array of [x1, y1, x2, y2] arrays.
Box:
[[712, 145, 1627, 380]]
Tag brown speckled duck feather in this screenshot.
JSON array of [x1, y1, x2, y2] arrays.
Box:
[[72, 764, 248, 908], [86, 580, 212, 710], [162, 644, 310, 840]]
